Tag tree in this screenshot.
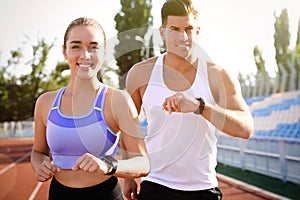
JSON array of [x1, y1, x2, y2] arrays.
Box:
[[253, 46, 269, 96], [294, 19, 300, 89], [45, 61, 70, 91], [274, 8, 291, 92], [114, 0, 153, 89], [0, 38, 69, 122], [249, 8, 300, 97]]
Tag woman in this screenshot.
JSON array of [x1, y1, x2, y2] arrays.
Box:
[[31, 17, 150, 199]]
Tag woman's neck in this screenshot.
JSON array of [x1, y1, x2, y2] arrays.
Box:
[[66, 77, 102, 97]]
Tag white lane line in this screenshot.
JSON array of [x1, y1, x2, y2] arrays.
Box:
[[0, 151, 31, 175], [28, 182, 43, 200], [217, 173, 291, 200]]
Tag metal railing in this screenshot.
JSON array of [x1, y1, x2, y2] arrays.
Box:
[[217, 134, 300, 185], [0, 121, 34, 138]]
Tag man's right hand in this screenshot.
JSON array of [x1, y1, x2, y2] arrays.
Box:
[[123, 179, 138, 200]]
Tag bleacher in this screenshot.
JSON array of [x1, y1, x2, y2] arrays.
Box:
[[217, 90, 300, 185], [250, 90, 300, 139]]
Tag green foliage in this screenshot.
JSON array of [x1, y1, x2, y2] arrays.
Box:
[[274, 9, 291, 91], [249, 8, 300, 96], [0, 38, 70, 122], [253, 46, 269, 96], [114, 0, 153, 89], [46, 61, 70, 91], [274, 9, 290, 59], [253, 46, 266, 73], [294, 20, 300, 90]]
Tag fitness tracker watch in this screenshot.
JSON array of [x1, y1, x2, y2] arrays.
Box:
[[101, 155, 118, 175], [194, 97, 205, 115]]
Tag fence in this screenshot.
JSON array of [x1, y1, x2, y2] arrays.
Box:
[[0, 121, 34, 138], [217, 134, 300, 185]]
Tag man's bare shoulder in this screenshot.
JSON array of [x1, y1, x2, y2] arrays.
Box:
[[207, 61, 231, 81], [126, 56, 159, 95], [130, 56, 158, 74], [207, 61, 237, 81], [127, 56, 158, 84], [206, 61, 241, 96], [207, 61, 222, 72]]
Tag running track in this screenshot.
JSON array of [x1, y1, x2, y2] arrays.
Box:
[[0, 138, 288, 200]]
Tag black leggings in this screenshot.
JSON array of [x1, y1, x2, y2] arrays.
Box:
[[138, 181, 222, 200], [49, 176, 124, 200]]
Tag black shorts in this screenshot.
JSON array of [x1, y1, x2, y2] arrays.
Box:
[[138, 181, 222, 200], [49, 176, 124, 200]]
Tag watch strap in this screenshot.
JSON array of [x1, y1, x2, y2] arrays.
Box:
[[194, 97, 205, 115], [101, 155, 118, 175]]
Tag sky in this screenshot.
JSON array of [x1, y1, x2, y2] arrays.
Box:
[[0, 0, 299, 81]]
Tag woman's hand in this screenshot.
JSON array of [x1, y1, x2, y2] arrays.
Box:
[[162, 93, 199, 114], [35, 161, 60, 182], [72, 153, 108, 174]]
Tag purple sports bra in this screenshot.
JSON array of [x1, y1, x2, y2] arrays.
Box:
[[46, 85, 119, 169]]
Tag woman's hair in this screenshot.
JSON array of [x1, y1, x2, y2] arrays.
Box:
[[63, 17, 106, 50], [161, 0, 198, 26]]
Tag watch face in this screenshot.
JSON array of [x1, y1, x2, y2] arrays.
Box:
[[101, 155, 118, 175]]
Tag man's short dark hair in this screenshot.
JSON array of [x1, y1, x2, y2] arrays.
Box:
[[161, 0, 198, 26]]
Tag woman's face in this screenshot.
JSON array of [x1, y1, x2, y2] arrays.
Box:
[[63, 25, 105, 79]]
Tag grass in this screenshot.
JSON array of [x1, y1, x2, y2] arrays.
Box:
[[216, 163, 300, 200]]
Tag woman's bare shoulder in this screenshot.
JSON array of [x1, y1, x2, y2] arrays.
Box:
[[35, 89, 61, 114], [37, 90, 59, 104], [34, 89, 61, 124]]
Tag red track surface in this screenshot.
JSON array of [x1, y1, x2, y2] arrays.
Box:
[[0, 138, 286, 200]]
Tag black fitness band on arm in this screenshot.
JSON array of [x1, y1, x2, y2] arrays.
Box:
[[101, 155, 118, 175], [194, 97, 205, 115]]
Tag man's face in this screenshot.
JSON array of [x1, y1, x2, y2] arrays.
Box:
[[160, 14, 200, 59]]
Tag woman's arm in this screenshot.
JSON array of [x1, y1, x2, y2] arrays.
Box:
[[31, 92, 60, 182], [111, 89, 150, 179], [73, 88, 150, 179]]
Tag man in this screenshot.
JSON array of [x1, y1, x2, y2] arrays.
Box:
[[125, 0, 254, 199]]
